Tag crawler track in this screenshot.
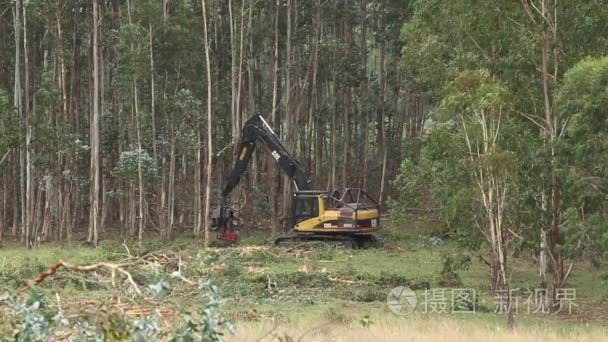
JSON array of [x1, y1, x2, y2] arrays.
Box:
[[274, 233, 382, 249]]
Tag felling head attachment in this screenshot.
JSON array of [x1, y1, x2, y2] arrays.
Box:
[[210, 203, 240, 242]]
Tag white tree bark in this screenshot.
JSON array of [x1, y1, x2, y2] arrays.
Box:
[[201, 0, 213, 247], [89, 0, 100, 247]]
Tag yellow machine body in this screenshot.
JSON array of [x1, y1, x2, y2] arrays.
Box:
[[291, 190, 381, 234]]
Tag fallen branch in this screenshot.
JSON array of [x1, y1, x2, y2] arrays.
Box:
[[21, 259, 143, 296], [283, 243, 306, 253], [172, 255, 196, 285], [327, 276, 368, 285]]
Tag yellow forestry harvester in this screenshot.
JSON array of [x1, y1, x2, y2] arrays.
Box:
[[211, 113, 381, 248]]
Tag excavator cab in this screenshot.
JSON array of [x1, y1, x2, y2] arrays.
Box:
[[291, 191, 326, 226]]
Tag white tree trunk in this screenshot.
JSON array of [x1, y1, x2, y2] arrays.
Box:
[[89, 0, 100, 247], [201, 0, 213, 247]]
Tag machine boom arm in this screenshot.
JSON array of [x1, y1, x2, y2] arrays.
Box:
[[221, 114, 312, 200]]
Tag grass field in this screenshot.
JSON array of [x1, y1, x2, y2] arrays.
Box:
[[0, 224, 607, 340]]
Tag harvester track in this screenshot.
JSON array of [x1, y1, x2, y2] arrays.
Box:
[[274, 233, 382, 249]]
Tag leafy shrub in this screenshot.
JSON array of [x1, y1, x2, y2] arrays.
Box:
[[273, 271, 332, 288], [112, 149, 159, 183], [601, 273, 608, 288], [353, 288, 385, 302], [2, 291, 53, 342], [0, 279, 234, 341], [437, 252, 471, 287]]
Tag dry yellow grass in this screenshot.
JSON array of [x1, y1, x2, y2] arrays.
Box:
[[229, 315, 607, 342]]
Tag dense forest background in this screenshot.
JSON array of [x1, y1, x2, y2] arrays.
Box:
[[0, 0, 607, 318], [0, 0, 415, 246]]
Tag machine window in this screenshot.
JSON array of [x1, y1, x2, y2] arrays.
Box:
[[294, 198, 319, 223]]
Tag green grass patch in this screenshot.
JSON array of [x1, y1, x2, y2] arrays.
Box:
[[0, 228, 606, 331]]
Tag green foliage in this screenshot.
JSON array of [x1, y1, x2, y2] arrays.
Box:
[[400, 0, 608, 267], [443, 69, 516, 184], [391, 70, 535, 255], [0, 89, 19, 153], [238, 186, 272, 231], [401, 0, 529, 94], [391, 123, 480, 248], [247, 186, 271, 213], [602, 273, 608, 288], [558, 57, 608, 163], [562, 208, 608, 266], [442, 69, 509, 120], [115, 23, 149, 94], [0, 88, 7, 111], [1, 278, 234, 342], [112, 148, 160, 183], [2, 291, 52, 342], [148, 271, 173, 300], [557, 57, 608, 264], [170, 281, 235, 342], [438, 252, 471, 287]]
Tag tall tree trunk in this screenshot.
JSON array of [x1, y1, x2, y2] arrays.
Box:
[[135, 85, 145, 244], [377, 43, 386, 205], [331, 83, 337, 191], [229, 0, 238, 142], [22, 0, 32, 248], [163, 0, 169, 23], [282, 0, 293, 226], [13, 1, 22, 243], [12, 155, 18, 239], [193, 126, 202, 238], [88, 0, 101, 247], [307, 0, 321, 183], [269, 0, 280, 236], [236, 0, 245, 131], [0, 11, 7, 89], [98, 2, 107, 239], [41, 177, 51, 242], [342, 10, 352, 188], [168, 129, 176, 238], [235, 0, 246, 191], [247, 0, 257, 187], [56, 12, 68, 242], [149, 23, 157, 163], [201, 0, 213, 247], [0, 177, 5, 246], [360, 0, 369, 189], [13, 0, 22, 120], [460, 100, 514, 328], [69, 5, 80, 130], [521, 0, 563, 305]]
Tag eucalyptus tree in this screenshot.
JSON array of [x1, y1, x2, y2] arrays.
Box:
[[557, 57, 608, 270], [443, 70, 516, 327], [401, 0, 608, 308]]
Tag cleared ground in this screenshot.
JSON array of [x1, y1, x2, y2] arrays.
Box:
[[0, 224, 606, 340]]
